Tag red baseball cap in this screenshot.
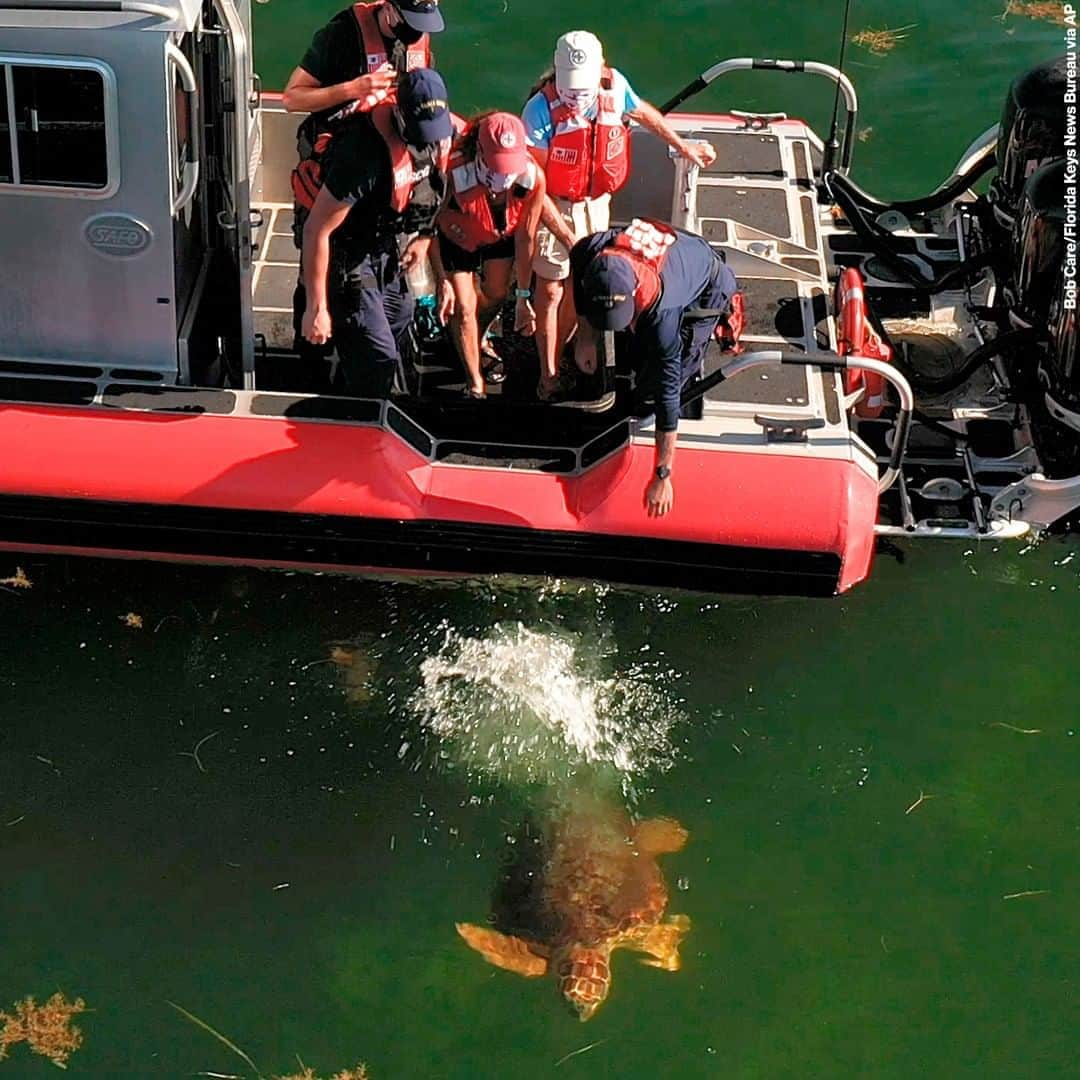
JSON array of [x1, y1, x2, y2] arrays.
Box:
[[477, 113, 528, 175]]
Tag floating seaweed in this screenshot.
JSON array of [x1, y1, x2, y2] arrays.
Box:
[[0, 992, 87, 1068], [327, 642, 377, 704], [852, 24, 916, 55], [1000, 1, 1070, 25], [0, 566, 31, 590], [275, 1068, 368, 1080]]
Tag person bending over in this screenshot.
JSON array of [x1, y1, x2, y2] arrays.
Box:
[[301, 69, 454, 397], [434, 113, 546, 399], [572, 218, 738, 517]]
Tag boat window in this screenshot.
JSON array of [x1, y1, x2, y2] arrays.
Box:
[[0, 60, 111, 191], [0, 71, 11, 182]]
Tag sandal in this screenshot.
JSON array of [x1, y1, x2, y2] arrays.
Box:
[[537, 378, 561, 402], [480, 338, 506, 384], [462, 386, 486, 400]]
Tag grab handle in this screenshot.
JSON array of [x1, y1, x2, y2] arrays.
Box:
[[166, 41, 200, 215]]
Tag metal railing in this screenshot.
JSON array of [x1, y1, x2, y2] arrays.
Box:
[[659, 57, 859, 173], [681, 350, 914, 493], [0, 0, 178, 16]]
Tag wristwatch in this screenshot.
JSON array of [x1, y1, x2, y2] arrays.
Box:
[[515, 287, 532, 299], [655, 465, 671, 480]]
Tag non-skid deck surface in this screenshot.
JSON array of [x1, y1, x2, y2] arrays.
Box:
[[252, 204, 299, 351], [677, 123, 837, 411]]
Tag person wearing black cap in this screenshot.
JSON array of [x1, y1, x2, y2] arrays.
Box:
[[571, 218, 739, 517], [283, 1, 445, 121], [301, 69, 454, 397]]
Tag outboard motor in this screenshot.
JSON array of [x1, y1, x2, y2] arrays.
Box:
[[989, 56, 1068, 231], [1043, 264, 1080, 430], [1008, 158, 1066, 329]]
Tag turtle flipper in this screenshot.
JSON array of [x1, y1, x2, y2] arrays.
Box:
[[633, 817, 689, 855], [633, 914, 691, 971], [455, 923, 549, 977]]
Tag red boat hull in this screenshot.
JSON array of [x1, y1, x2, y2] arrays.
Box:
[[0, 403, 877, 595]]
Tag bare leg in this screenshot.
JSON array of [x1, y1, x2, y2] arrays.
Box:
[[535, 276, 563, 388], [555, 275, 579, 356], [448, 271, 485, 396], [476, 257, 513, 335]]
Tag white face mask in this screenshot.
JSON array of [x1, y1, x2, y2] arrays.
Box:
[[476, 153, 515, 194], [557, 87, 598, 115]]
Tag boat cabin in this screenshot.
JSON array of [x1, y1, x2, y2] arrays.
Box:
[[0, 0, 256, 383]]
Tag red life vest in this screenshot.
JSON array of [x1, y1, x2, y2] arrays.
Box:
[[600, 218, 677, 318], [437, 142, 537, 252], [352, 1, 431, 106], [540, 69, 631, 201]]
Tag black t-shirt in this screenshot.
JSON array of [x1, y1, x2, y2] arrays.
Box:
[[300, 5, 409, 89], [323, 118, 444, 251]]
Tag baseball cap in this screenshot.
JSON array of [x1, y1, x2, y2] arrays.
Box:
[[392, 0, 444, 33], [579, 253, 637, 331], [477, 113, 529, 175], [397, 68, 453, 145], [554, 30, 603, 92]]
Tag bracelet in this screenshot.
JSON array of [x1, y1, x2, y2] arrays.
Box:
[[515, 287, 532, 300]]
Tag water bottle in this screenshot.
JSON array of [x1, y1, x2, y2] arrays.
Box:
[[398, 231, 437, 301]]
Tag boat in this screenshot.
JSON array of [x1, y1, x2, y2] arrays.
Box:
[[0, 1, 1076, 596]]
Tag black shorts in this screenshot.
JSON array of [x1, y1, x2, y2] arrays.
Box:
[[437, 231, 515, 275]]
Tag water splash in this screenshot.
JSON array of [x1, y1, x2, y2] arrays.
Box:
[[407, 622, 682, 788]]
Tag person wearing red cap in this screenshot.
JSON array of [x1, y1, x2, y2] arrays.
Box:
[[433, 112, 547, 398], [522, 30, 717, 401]]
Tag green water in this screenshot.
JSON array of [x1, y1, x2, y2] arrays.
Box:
[[2, 2, 1076, 1077]]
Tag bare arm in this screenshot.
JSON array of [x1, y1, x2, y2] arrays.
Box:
[[282, 65, 397, 115], [301, 187, 352, 343], [429, 233, 455, 325], [646, 429, 677, 517], [627, 100, 717, 168], [514, 173, 546, 292]]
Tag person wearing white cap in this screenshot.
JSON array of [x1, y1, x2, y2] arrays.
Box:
[[522, 31, 717, 401]]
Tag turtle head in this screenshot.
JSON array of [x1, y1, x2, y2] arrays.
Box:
[[557, 945, 611, 1021]]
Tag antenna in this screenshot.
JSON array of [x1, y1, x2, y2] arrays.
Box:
[[821, 0, 854, 179]]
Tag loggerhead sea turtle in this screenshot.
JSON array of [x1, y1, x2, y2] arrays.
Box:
[[456, 801, 690, 1021]]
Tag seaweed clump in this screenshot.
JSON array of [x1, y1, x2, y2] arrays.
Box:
[[275, 1068, 369, 1080], [1001, 1, 1070, 25], [0, 992, 87, 1068], [852, 24, 915, 55]]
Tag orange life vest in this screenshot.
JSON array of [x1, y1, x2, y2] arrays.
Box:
[[540, 69, 631, 201], [291, 104, 450, 216], [437, 141, 537, 252], [352, 1, 431, 108]]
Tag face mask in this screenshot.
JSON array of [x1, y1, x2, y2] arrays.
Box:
[[476, 157, 515, 194], [557, 87, 598, 115], [391, 17, 424, 45], [407, 141, 435, 164]]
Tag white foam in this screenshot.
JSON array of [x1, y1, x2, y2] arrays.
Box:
[[407, 622, 682, 786]]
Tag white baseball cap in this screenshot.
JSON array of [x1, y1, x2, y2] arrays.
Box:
[[554, 30, 603, 92]]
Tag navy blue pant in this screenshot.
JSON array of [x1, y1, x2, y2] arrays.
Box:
[[678, 260, 738, 419], [329, 247, 414, 398]]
